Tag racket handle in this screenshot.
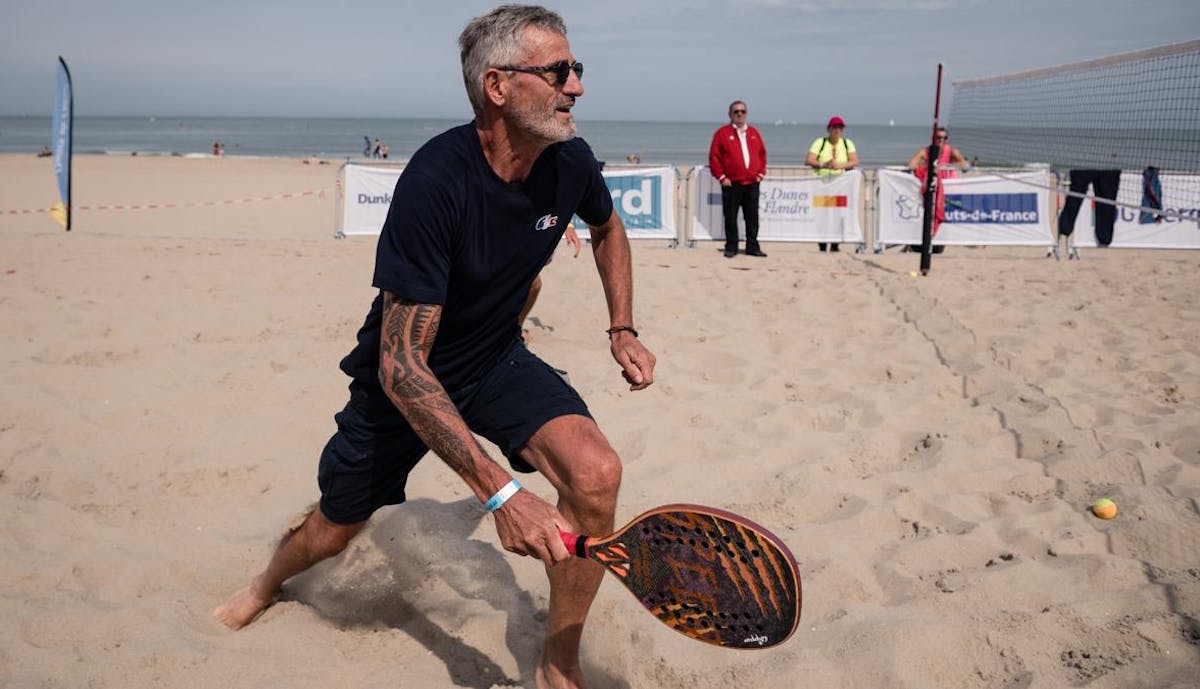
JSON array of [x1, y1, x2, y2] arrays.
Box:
[[558, 529, 590, 558]]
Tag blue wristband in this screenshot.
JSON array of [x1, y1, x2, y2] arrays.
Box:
[[485, 479, 521, 512]]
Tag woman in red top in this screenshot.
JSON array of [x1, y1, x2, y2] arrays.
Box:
[[908, 127, 969, 236]]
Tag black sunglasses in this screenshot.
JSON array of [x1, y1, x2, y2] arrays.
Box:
[[732, 109, 747, 114], [496, 60, 583, 86]]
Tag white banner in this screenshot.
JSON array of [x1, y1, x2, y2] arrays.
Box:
[[1067, 171, 1200, 249], [339, 163, 676, 240], [876, 169, 1054, 247], [574, 166, 676, 241], [340, 163, 403, 236], [692, 168, 863, 243]]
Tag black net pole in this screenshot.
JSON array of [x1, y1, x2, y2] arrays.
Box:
[[920, 64, 944, 275]]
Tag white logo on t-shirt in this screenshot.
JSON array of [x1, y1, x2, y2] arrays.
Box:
[[535, 214, 558, 231]]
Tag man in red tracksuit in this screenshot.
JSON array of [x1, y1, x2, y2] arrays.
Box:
[[709, 100, 768, 258]]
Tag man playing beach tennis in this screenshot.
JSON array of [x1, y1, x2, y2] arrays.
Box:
[[212, 6, 656, 689]]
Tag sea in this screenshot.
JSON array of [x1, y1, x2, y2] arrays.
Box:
[[0, 115, 929, 168]]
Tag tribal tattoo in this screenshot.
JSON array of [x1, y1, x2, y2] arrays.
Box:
[[379, 292, 482, 481]]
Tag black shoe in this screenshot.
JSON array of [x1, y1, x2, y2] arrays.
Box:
[[830, 244, 840, 252], [745, 248, 768, 257], [723, 249, 737, 258]]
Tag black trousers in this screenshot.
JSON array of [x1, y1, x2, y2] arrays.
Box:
[[721, 182, 760, 252], [1058, 169, 1121, 246]]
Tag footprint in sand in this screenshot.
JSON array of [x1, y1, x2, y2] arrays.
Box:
[[813, 493, 868, 523]]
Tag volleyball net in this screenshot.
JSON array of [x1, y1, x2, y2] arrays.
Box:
[[948, 39, 1200, 226]]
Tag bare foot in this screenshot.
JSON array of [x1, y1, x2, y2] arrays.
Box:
[[535, 657, 590, 689], [211, 581, 277, 630]]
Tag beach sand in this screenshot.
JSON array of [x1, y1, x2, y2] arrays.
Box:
[[1, 153, 1198, 688]]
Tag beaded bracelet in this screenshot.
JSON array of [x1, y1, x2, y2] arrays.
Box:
[[485, 479, 521, 512], [606, 325, 639, 338]]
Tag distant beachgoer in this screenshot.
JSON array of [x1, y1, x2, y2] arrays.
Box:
[[626, 153, 640, 164], [907, 126, 969, 246], [372, 137, 382, 158], [363, 136, 371, 157], [37, 146, 52, 158], [1059, 170, 1121, 246], [212, 141, 224, 157], [381, 144, 389, 160], [806, 116, 858, 252], [708, 100, 768, 258]]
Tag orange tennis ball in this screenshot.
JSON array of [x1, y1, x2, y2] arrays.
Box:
[[1091, 498, 1117, 520]]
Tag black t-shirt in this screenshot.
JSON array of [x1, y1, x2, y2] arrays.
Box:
[[339, 123, 613, 394]]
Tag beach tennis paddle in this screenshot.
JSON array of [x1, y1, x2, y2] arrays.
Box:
[[559, 504, 801, 649]]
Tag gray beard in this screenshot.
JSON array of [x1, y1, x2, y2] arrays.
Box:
[[512, 102, 576, 145]]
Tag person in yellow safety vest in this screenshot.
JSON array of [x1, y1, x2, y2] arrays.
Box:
[[806, 116, 859, 252]]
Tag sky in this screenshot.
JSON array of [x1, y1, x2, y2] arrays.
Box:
[[1, 0, 1196, 125]]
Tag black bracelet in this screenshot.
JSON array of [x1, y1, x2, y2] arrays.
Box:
[[606, 325, 638, 338]]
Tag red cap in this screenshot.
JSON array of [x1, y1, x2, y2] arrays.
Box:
[[827, 116, 845, 128]]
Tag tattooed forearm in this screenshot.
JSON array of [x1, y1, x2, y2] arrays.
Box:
[[386, 360, 445, 399], [382, 293, 440, 350], [400, 405, 476, 462], [379, 291, 485, 484]]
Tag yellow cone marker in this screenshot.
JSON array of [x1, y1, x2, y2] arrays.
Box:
[[1091, 497, 1117, 519]]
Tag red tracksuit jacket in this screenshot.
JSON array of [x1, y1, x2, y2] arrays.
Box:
[[708, 124, 767, 184]]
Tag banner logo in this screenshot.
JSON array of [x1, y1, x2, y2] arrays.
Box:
[[608, 175, 661, 229], [895, 194, 921, 220], [761, 186, 809, 215], [357, 192, 392, 205], [1119, 205, 1200, 225], [813, 195, 847, 208], [944, 193, 1038, 223]]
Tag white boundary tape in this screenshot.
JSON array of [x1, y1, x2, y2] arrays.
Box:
[[3, 189, 325, 215]]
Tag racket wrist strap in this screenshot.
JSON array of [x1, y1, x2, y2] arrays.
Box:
[[485, 479, 521, 513]]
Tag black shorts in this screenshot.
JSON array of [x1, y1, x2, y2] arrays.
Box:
[[317, 341, 591, 524]]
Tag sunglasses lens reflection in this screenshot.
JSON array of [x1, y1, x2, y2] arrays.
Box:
[[553, 61, 583, 84]]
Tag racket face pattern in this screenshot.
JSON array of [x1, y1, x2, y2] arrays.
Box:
[[579, 504, 801, 649]]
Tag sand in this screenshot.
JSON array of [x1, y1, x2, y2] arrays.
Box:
[[1, 153, 1198, 688]]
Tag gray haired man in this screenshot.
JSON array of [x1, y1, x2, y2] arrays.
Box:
[[214, 6, 656, 688]]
